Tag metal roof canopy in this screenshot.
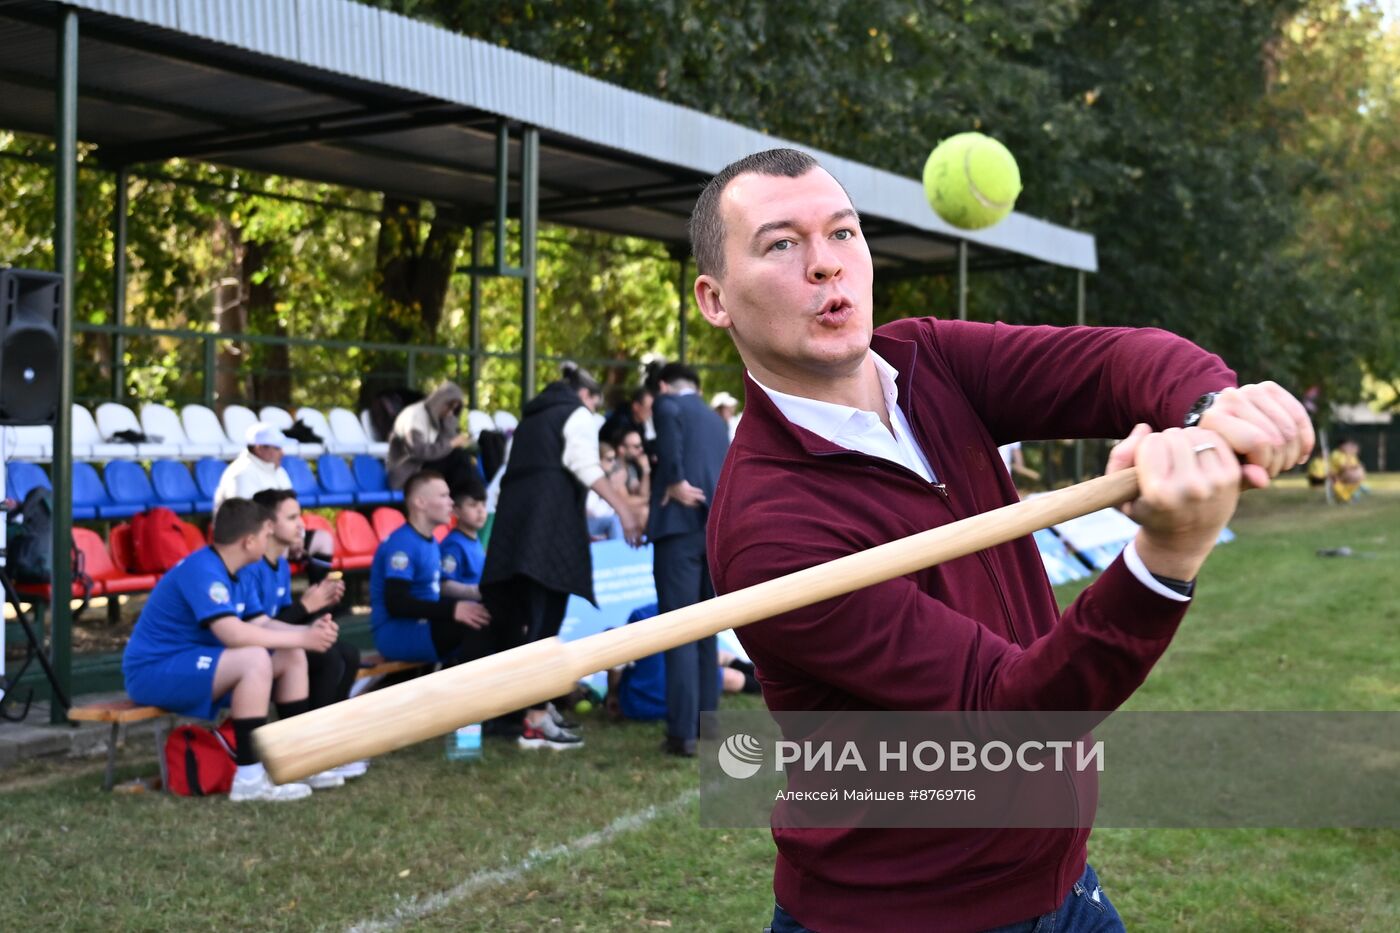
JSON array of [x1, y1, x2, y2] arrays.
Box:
[[0, 0, 1097, 278]]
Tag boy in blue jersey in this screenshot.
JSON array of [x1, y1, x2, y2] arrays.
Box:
[[438, 478, 488, 600], [122, 498, 343, 802], [249, 490, 362, 701], [369, 471, 492, 665]]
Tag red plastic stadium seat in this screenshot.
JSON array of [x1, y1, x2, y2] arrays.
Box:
[[109, 524, 140, 574], [18, 528, 157, 600], [80, 527, 158, 594], [334, 510, 377, 571], [370, 506, 406, 541], [433, 522, 450, 542]]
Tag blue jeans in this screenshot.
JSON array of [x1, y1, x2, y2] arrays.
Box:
[[767, 863, 1124, 933]]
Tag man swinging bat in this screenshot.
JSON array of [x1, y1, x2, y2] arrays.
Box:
[[692, 149, 1312, 933]]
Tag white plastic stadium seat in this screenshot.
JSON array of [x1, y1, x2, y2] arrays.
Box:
[[330, 407, 388, 458], [466, 409, 495, 442], [258, 405, 322, 457], [181, 404, 243, 459], [141, 403, 222, 460], [72, 404, 136, 461], [294, 407, 346, 454], [96, 402, 181, 459], [360, 408, 381, 442], [492, 410, 519, 433], [221, 405, 261, 453], [1, 425, 53, 461]]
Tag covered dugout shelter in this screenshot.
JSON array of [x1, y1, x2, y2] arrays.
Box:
[[0, 0, 1097, 716]]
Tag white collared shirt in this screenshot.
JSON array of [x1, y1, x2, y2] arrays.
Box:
[[749, 352, 936, 483], [748, 353, 1187, 602]]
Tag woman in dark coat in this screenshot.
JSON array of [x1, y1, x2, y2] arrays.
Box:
[[480, 363, 641, 749]]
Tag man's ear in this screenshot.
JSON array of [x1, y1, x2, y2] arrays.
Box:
[[694, 274, 731, 329]]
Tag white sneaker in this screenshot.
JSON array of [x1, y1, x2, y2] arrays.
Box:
[[229, 771, 313, 802], [332, 760, 369, 779], [304, 770, 345, 790]]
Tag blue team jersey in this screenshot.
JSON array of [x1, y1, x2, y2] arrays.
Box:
[[370, 523, 442, 632], [243, 555, 293, 619], [438, 529, 485, 587], [123, 547, 253, 670]]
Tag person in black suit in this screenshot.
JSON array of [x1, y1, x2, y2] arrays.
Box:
[[647, 362, 731, 756]]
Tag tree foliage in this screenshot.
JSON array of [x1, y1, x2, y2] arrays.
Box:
[[1, 1, 1395, 416]]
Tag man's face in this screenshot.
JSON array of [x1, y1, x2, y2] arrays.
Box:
[[455, 497, 488, 532], [694, 167, 874, 392], [253, 443, 283, 467], [618, 431, 644, 462], [244, 521, 273, 560], [270, 498, 304, 548], [416, 478, 454, 526]]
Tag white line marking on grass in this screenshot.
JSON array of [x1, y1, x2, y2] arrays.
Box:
[[347, 788, 699, 933]]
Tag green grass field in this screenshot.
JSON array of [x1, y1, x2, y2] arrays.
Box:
[[2, 477, 1396, 931]]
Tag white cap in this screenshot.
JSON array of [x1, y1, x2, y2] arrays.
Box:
[[711, 391, 739, 409], [245, 422, 287, 448]]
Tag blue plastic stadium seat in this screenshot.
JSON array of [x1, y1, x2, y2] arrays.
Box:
[[6, 461, 51, 502], [151, 460, 211, 514], [350, 454, 401, 504], [310, 455, 357, 507], [71, 462, 114, 520], [281, 455, 324, 507], [193, 458, 226, 502], [103, 461, 169, 517]]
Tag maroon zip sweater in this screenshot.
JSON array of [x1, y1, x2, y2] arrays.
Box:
[[707, 317, 1236, 932]]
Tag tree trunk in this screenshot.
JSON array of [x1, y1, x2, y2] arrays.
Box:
[[211, 216, 248, 406], [359, 196, 466, 409], [243, 239, 291, 408]]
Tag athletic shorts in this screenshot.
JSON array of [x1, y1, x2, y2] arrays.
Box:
[[371, 619, 439, 665], [124, 646, 230, 721]]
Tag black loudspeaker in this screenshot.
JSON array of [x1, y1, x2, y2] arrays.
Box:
[[0, 268, 61, 426]]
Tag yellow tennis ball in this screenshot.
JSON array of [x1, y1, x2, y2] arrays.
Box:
[[922, 132, 1022, 230]]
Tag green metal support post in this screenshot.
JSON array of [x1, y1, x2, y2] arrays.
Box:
[[50, 8, 79, 722], [111, 165, 128, 398], [468, 223, 482, 410], [203, 333, 216, 408], [494, 120, 508, 273], [520, 126, 539, 402], [957, 240, 968, 321]]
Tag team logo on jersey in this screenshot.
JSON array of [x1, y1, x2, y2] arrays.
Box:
[[276, 586, 286, 598], [208, 582, 231, 604], [390, 551, 410, 570], [441, 555, 458, 574], [196, 655, 213, 671]]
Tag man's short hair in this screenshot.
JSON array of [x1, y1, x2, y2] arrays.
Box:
[[657, 362, 700, 389], [450, 474, 487, 505], [404, 469, 445, 504], [212, 498, 272, 545], [689, 148, 821, 278], [251, 488, 298, 513]]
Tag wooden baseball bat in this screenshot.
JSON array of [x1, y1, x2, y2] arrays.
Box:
[[256, 467, 1141, 783]]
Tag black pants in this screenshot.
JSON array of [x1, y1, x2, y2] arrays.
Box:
[[482, 576, 571, 648], [423, 448, 479, 493], [428, 615, 498, 666], [307, 641, 361, 710], [481, 576, 571, 714]]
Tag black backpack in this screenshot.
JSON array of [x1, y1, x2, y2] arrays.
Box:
[[8, 487, 94, 606]]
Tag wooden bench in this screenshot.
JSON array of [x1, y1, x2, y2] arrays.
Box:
[[69, 699, 175, 792], [68, 656, 429, 791]]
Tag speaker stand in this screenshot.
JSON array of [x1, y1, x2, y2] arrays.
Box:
[[0, 565, 70, 722]]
